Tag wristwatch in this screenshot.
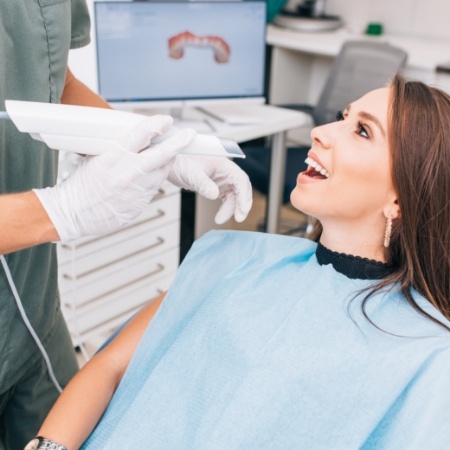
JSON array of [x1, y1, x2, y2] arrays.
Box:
[[24, 436, 68, 450]]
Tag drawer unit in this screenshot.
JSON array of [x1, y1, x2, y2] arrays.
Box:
[[58, 220, 179, 300], [62, 251, 178, 348], [57, 184, 180, 266], [57, 182, 181, 350]]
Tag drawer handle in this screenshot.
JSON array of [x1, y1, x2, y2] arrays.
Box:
[[63, 237, 165, 280], [65, 263, 165, 307], [154, 187, 166, 199], [93, 263, 165, 300], [60, 209, 166, 250], [72, 291, 165, 336]]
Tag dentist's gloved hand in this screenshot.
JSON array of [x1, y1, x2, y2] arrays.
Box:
[[167, 155, 253, 224], [33, 116, 196, 243]]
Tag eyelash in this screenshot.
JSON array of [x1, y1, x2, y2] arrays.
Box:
[[336, 110, 369, 139]]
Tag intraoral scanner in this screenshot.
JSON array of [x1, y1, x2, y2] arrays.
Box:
[[0, 100, 245, 158]]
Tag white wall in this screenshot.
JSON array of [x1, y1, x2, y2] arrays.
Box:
[[285, 0, 450, 40]]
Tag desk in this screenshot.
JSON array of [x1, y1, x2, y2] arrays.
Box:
[[137, 103, 308, 235], [266, 24, 450, 105]]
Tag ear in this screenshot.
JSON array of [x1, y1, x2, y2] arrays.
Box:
[[384, 198, 401, 220]]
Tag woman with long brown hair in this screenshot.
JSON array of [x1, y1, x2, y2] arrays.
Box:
[[26, 74, 449, 450], [307, 74, 450, 329]]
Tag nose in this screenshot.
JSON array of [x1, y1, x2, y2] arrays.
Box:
[[311, 123, 333, 149]]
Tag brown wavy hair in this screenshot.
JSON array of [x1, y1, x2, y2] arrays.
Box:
[[309, 74, 450, 329]]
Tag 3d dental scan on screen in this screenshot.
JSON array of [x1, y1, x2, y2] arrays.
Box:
[[94, 1, 267, 113]]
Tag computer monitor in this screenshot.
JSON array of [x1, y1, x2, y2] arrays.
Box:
[[94, 1, 267, 115]]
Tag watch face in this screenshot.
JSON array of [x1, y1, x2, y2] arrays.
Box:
[[24, 438, 39, 450]]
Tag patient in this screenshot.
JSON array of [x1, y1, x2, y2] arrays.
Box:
[[30, 74, 449, 450]]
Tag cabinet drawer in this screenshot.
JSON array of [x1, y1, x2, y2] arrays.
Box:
[[59, 223, 179, 301], [58, 217, 180, 287], [57, 190, 180, 266], [63, 270, 177, 347]]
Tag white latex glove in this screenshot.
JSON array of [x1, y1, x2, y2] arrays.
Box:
[[167, 155, 253, 224], [34, 116, 196, 243]]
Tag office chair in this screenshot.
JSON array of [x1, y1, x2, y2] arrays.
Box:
[[237, 40, 408, 235]]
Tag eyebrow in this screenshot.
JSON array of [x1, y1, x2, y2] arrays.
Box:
[[345, 104, 386, 138]]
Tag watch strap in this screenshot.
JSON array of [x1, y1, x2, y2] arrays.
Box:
[[25, 436, 68, 450]]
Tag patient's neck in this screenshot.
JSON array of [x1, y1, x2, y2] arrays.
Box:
[[319, 227, 386, 263]]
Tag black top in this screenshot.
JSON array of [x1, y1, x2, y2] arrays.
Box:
[[316, 243, 395, 280]]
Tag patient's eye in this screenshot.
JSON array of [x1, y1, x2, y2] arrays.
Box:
[[336, 110, 344, 121]]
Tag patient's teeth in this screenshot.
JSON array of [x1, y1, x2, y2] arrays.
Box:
[[304, 157, 329, 177]]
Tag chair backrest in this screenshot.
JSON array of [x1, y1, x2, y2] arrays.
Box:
[[314, 40, 408, 125]]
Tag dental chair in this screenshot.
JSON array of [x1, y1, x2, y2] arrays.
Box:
[[237, 40, 408, 235]]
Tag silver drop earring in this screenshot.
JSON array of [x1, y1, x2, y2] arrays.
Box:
[[384, 216, 393, 248]]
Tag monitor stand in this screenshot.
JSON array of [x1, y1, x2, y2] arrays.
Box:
[[170, 98, 265, 127], [195, 105, 263, 126], [169, 106, 219, 133]]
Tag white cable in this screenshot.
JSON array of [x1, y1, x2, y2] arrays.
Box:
[[0, 255, 63, 393]]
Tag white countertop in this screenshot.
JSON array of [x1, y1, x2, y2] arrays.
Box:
[[129, 104, 309, 144], [267, 24, 450, 72]]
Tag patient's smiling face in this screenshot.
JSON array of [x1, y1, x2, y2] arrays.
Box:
[[290, 87, 396, 236]]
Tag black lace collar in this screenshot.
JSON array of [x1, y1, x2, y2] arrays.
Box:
[[316, 242, 395, 280]]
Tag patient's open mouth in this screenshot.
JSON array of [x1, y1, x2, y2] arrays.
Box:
[[304, 157, 329, 179]]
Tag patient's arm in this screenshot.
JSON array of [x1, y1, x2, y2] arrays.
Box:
[[37, 293, 165, 450]]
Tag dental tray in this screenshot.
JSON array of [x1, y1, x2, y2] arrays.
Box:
[[2, 100, 245, 158]]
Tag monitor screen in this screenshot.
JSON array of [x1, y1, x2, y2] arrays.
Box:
[[94, 1, 267, 108]]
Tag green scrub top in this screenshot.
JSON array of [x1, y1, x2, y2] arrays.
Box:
[[0, 0, 90, 392]]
